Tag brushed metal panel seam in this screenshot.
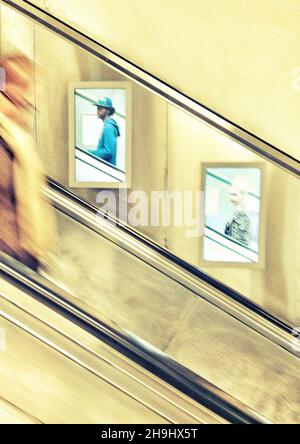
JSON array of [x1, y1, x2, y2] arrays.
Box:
[[47, 188, 295, 355], [0, 295, 226, 424], [0, 292, 212, 423]]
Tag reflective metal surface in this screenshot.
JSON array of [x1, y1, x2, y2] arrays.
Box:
[[0, 397, 41, 424], [0, 268, 247, 424], [0, 251, 269, 424], [46, 181, 295, 355], [2, 183, 299, 422], [49, 193, 300, 423]]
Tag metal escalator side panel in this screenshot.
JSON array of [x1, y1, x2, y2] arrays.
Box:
[[0, 254, 269, 424], [0, 276, 231, 424]]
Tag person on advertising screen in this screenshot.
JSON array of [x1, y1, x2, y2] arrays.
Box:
[[88, 97, 120, 166], [225, 177, 250, 246]]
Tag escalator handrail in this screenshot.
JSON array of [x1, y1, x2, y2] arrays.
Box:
[[48, 177, 295, 341], [76, 145, 125, 174], [0, 252, 270, 424], [75, 154, 121, 181], [2, 0, 300, 179]]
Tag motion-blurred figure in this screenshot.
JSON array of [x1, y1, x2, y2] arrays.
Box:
[[89, 97, 120, 166], [225, 177, 250, 246], [0, 54, 57, 271]]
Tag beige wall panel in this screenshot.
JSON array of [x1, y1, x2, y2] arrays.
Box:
[[0, 5, 33, 57], [31, 0, 300, 159], [165, 296, 300, 424], [0, 6, 35, 134], [34, 25, 168, 244], [166, 105, 300, 323]]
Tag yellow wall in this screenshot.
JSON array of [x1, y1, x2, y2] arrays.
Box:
[[1, 4, 300, 324], [0, 4, 168, 245], [34, 25, 169, 245], [167, 105, 300, 323], [31, 0, 300, 160]]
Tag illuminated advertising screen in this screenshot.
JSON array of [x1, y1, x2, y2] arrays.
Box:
[[202, 164, 264, 265], [69, 81, 132, 188]]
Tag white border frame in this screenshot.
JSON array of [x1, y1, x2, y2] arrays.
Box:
[[200, 162, 266, 269], [68, 81, 132, 189]]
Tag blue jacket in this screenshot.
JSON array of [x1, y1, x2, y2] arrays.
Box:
[[95, 118, 120, 166]]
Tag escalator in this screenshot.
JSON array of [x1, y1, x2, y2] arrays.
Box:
[[0, 177, 295, 424], [0, 251, 264, 424], [75, 147, 125, 183], [0, 0, 300, 425]]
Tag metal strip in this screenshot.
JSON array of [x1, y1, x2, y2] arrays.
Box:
[[0, 255, 267, 424], [0, 292, 225, 424], [0, 310, 177, 424], [45, 182, 295, 356], [0, 395, 43, 424], [1, 0, 300, 178], [76, 146, 125, 175]]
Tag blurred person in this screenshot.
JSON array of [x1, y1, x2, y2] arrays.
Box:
[[0, 54, 57, 271], [225, 176, 250, 246], [89, 97, 120, 166]]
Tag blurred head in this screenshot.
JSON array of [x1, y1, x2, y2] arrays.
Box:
[[96, 106, 116, 120], [95, 97, 115, 120], [229, 177, 249, 206], [0, 54, 34, 125], [97, 106, 108, 120]]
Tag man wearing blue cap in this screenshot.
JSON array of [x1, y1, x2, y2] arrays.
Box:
[[89, 97, 120, 166]]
